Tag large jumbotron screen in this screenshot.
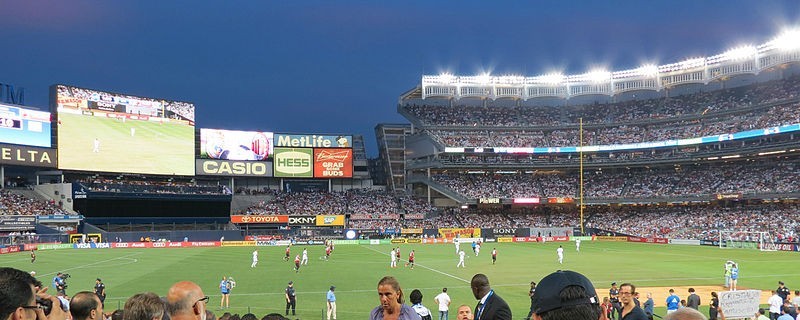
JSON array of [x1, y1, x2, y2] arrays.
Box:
[[54, 85, 195, 175]]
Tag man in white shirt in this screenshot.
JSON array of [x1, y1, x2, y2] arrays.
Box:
[[454, 238, 460, 254], [301, 248, 309, 265], [457, 250, 466, 268], [434, 287, 451, 320], [390, 248, 397, 268], [769, 290, 784, 320], [575, 238, 581, 252], [556, 245, 564, 264], [251, 250, 258, 268]]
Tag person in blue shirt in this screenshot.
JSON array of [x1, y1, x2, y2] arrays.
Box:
[[666, 289, 680, 314], [219, 276, 231, 309], [730, 264, 739, 291], [327, 286, 337, 320]]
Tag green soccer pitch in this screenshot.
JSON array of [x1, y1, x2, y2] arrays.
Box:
[[4, 241, 798, 319], [57, 112, 194, 175]]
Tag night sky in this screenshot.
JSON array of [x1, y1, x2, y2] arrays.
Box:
[[1, 1, 798, 156]]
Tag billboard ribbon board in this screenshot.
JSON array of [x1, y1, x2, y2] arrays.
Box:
[[315, 215, 345, 226], [274, 147, 313, 177]]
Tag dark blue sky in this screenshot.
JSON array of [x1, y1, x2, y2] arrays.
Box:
[[1, 1, 799, 156]]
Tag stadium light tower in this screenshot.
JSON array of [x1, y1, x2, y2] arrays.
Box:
[[586, 70, 611, 82], [439, 73, 455, 84], [477, 73, 492, 84], [638, 64, 660, 77], [723, 45, 757, 61], [540, 73, 565, 84]]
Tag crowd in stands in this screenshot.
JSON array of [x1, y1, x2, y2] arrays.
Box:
[[0, 189, 67, 215], [406, 76, 800, 148], [405, 76, 800, 128], [429, 162, 800, 199], [240, 189, 425, 216], [79, 178, 230, 195], [345, 203, 799, 244]]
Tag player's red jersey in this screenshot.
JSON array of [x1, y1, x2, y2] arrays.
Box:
[[294, 255, 300, 263], [326, 246, 332, 255], [409, 251, 415, 260]]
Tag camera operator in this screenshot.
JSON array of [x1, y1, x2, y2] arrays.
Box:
[[52, 273, 68, 296], [93, 279, 105, 307]]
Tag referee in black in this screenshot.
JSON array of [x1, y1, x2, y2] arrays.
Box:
[[285, 281, 297, 316]]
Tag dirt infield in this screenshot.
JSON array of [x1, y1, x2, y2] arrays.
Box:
[[600, 285, 770, 306]]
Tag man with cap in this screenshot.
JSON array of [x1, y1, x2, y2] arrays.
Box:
[[609, 282, 621, 320], [529, 270, 607, 320], [470, 273, 511, 320], [777, 282, 790, 302], [326, 285, 336, 320], [619, 283, 648, 320], [285, 281, 296, 316]]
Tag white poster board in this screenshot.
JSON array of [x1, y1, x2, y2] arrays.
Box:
[[719, 290, 761, 319]]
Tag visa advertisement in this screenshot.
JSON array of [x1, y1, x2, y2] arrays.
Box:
[[0, 103, 51, 147], [273, 147, 313, 177], [200, 129, 273, 161], [275, 134, 351, 148], [313, 148, 353, 178]]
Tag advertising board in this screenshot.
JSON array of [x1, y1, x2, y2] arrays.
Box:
[[0, 144, 56, 167], [274, 134, 352, 148], [230, 215, 288, 224], [313, 148, 353, 178], [274, 147, 313, 177], [196, 159, 273, 177]]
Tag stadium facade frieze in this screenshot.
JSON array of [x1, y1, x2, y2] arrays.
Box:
[[0, 144, 56, 167]]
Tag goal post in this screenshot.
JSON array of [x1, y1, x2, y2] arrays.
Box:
[[718, 230, 776, 251]]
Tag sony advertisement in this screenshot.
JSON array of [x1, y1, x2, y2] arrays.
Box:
[[274, 134, 351, 148], [195, 159, 274, 177], [54, 84, 195, 175], [0, 103, 51, 147], [200, 128, 273, 161]]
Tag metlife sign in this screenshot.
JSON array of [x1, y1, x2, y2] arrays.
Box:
[[274, 147, 313, 178]]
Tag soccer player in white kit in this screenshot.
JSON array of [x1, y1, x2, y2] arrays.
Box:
[[251, 250, 258, 268], [557, 245, 564, 264], [456, 250, 466, 268], [575, 238, 581, 252], [474, 242, 481, 256], [390, 248, 397, 268], [301, 248, 309, 265], [454, 238, 460, 254]]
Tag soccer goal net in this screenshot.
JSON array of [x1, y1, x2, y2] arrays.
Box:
[[718, 230, 776, 251]]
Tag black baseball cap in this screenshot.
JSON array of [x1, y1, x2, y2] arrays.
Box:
[[288, 281, 293, 285], [330, 286, 335, 290], [531, 270, 599, 314]]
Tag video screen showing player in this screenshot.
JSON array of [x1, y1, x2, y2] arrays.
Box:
[[54, 85, 195, 175]]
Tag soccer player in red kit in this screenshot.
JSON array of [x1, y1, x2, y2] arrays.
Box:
[[491, 248, 497, 265], [294, 254, 301, 272], [284, 245, 291, 261], [406, 250, 415, 269], [325, 245, 332, 261]]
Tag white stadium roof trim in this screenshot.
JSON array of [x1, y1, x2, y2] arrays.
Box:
[[419, 29, 800, 100]]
